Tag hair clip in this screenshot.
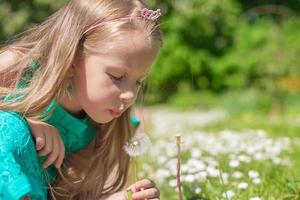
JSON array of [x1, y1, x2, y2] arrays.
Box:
[[83, 8, 161, 36], [140, 8, 161, 21]]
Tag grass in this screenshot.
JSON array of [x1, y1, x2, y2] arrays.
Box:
[[140, 90, 300, 200]]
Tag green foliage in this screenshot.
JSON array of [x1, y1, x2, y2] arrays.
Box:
[[148, 0, 241, 101], [0, 0, 66, 43], [214, 18, 300, 90], [146, 0, 300, 105], [1, 0, 300, 107]]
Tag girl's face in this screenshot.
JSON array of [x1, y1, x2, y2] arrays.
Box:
[[65, 30, 159, 123]]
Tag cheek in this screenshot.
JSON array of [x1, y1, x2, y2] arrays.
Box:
[[74, 68, 119, 104]]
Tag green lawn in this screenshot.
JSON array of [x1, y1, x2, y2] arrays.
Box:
[[138, 91, 300, 200]]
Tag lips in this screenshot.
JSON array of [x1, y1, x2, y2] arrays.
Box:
[[108, 109, 123, 118]]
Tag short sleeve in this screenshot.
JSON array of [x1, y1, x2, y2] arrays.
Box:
[[0, 111, 33, 199], [0, 153, 32, 200]]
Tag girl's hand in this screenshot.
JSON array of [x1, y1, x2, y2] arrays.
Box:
[[127, 178, 160, 200], [26, 118, 65, 169]]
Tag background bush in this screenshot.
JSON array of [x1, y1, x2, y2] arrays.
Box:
[[1, 0, 300, 110]]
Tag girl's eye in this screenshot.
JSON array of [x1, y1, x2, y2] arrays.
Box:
[[110, 73, 143, 86], [110, 74, 124, 81]]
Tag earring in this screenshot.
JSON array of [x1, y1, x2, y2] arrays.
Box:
[[65, 78, 74, 101]]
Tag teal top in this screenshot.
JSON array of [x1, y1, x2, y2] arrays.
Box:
[[0, 101, 96, 200], [0, 60, 140, 199]]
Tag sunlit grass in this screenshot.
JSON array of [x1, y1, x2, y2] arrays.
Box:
[[138, 91, 300, 199]]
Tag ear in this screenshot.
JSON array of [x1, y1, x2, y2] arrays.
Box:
[[67, 64, 76, 78]]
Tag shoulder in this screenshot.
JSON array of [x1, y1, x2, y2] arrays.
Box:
[[0, 110, 28, 127], [0, 110, 31, 148]]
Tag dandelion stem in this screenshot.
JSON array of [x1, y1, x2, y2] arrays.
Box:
[[176, 134, 184, 200], [126, 189, 133, 200], [134, 157, 138, 182]]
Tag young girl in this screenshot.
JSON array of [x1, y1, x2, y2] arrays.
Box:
[[0, 0, 162, 199]]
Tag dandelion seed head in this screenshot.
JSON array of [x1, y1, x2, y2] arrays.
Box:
[[123, 132, 152, 157]]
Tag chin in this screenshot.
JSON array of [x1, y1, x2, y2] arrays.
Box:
[[89, 114, 114, 124]]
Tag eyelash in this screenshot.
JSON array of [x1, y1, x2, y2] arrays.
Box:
[[110, 74, 142, 86]]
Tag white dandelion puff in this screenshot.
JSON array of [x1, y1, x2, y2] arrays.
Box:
[[123, 132, 152, 157]]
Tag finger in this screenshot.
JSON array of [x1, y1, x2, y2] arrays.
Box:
[[132, 188, 160, 200], [22, 196, 30, 200], [42, 132, 59, 168], [135, 178, 156, 190], [35, 136, 45, 150], [54, 135, 65, 168], [38, 130, 53, 156], [29, 124, 46, 150], [127, 182, 140, 193]]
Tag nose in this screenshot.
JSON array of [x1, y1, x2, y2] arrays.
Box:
[[120, 90, 136, 105]]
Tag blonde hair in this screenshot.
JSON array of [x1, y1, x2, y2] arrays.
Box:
[[0, 0, 162, 199]]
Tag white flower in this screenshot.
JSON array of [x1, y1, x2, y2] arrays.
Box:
[[238, 182, 248, 189], [168, 179, 177, 187], [181, 164, 189, 173], [195, 187, 201, 194], [252, 178, 261, 185], [183, 174, 195, 183], [254, 152, 265, 161], [191, 148, 201, 158], [248, 170, 259, 179], [154, 169, 171, 179], [222, 190, 235, 199], [157, 155, 168, 164], [250, 197, 262, 200], [232, 171, 244, 179], [123, 132, 152, 157], [186, 158, 206, 172], [271, 157, 281, 165], [221, 172, 229, 185], [238, 155, 251, 163], [195, 171, 208, 182], [206, 166, 220, 177], [229, 160, 240, 168]]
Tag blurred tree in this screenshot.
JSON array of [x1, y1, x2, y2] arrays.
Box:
[[238, 0, 300, 13], [1, 0, 300, 107], [0, 0, 66, 43], [146, 0, 241, 102]]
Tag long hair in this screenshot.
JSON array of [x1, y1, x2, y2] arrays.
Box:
[[0, 0, 162, 199]]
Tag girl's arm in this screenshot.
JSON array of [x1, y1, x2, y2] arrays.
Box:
[[0, 112, 33, 199]]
